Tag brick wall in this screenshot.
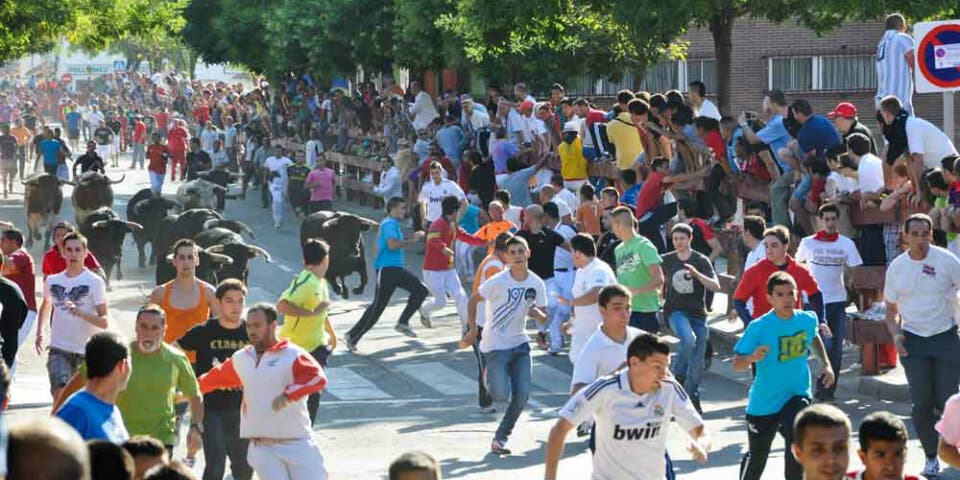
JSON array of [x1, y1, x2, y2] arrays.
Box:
[[683, 17, 960, 142]]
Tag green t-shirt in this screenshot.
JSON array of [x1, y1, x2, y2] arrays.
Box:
[[614, 235, 663, 312], [278, 269, 329, 352], [79, 343, 199, 446]]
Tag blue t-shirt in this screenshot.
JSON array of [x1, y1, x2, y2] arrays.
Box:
[[500, 166, 537, 207], [755, 114, 792, 172], [460, 204, 481, 233], [733, 309, 818, 415], [621, 184, 641, 207], [490, 140, 519, 174], [374, 217, 404, 269], [39, 139, 62, 166], [56, 390, 129, 444], [66, 111, 82, 131], [797, 115, 841, 158]]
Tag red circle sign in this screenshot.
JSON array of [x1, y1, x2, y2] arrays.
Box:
[[918, 24, 960, 88], [61, 73, 73, 83]]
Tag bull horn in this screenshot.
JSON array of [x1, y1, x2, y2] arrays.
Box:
[[165, 253, 174, 263], [213, 185, 227, 193], [241, 223, 255, 240], [91, 220, 109, 228], [107, 174, 126, 184], [208, 252, 234, 265], [197, 170, 211, 176], [124, 220, 143, 231], [359, 216, 380, 228], [60, 179, 77, 186], [248, 245, 271, 262], [205, 245, 226, 254], [202, 219, 218, 230]]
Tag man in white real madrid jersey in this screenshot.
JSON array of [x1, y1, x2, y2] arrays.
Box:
[[544, 332, 710, 480]]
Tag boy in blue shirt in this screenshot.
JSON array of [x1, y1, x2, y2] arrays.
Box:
[[733, 270, 835, 480], [56, 332, 131, 444]]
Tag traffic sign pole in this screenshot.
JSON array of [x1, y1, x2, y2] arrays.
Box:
[[946, 92, 955, 143]]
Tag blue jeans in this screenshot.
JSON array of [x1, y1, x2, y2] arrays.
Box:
[[816, 302, 846, 399], [668, 311, 708, 399], [483, 342, 532, 442], [629, 311, 660, 333]]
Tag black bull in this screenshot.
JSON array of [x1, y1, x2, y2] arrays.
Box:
[[300, 211, 378, 299]]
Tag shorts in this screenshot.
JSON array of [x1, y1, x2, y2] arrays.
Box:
[[96, 144, 111, 159], [1, 160, 16, 174], [47, 348, 85, 390], [68, 129, 80, 140]]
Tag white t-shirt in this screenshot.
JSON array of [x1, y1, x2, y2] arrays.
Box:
[[418, 179, 465, 223], [554, 224, 577, 270], [884, 245, 960, 337], [570, 326, 643, 390], [560, 371, 703, 480], [503, 205, 523, 227], [305, 139, 324, 169], [44, 269, 107, 354], [264, 156, 294, 187], [550, 197, 573, 220], [557, 187, 580, 213], [570, 258, 618, 362], [87, 111, 104, 128], [795, 235, 863, 303], [478, 269, 547, 353], [906, 116, 958, 170], [856, 153, 885, 194], [697, 99, 721, 121], [827, 171, 858, 194]]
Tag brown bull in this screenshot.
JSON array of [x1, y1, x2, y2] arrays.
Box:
[[22, 174, 65, 249], [71, 172, 124, 225]]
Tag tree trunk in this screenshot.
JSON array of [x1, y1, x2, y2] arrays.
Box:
[[632, 59, 649, 92], [709, 9, 735, 115]]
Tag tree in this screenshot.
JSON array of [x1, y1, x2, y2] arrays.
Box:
[[392, 0, 465, 72], [599, 0, 948, 113]]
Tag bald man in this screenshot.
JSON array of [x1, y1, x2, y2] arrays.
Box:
[[8, 417, 91, 480]]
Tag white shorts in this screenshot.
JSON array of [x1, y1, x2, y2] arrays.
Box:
[[96, 144, 111, 160], [247, 437, 327, 480]]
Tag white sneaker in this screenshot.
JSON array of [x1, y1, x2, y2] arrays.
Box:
[[923, 457, 940, 477], [418, 308, 432, 328]]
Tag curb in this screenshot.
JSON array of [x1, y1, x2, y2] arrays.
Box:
[[706, 316, 910, 402]]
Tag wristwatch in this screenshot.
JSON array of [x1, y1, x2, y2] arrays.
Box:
[[190, 423, 204, 434]]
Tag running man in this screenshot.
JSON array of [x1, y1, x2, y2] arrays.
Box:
[[545, 332, 709, 480], [459, 235, 548, 455], [346, 197, 428, 348], [792, 404, 851, 480], [199, 303, 329, 480]]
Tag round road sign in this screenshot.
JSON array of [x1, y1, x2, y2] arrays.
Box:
[[918, 23, 960, 89]]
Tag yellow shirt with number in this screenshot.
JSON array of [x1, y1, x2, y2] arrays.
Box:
[[279, 270, 329, 352]]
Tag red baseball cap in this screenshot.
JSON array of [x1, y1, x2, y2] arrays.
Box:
[[827, 102, 857, 119], [519, 99, 535, 112]]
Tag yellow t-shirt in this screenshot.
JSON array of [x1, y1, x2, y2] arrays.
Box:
[[606, 112, 643, 170], [558, 137, 588, 180], [279, 270, 329, 352]]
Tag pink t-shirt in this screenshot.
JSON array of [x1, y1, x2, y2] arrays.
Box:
[[936, 392, 960, 446], [306, 168, 335, 201]]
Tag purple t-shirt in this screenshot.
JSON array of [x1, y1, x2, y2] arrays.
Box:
[[490, 140, 518, 174]]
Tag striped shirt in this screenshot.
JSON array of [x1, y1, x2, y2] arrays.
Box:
[[876, 29, 915, 113]]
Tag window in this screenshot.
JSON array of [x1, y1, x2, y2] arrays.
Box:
[[821, 55, 877, 90], [770, 57, 813, 92], [769, 54, 876, 91], [686, 59, 717, 93], [640, 61, 679, 93]]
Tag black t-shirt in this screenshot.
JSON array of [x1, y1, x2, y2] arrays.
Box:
[[0, 134, 17, 161], [517, 228, 564, 280], [0, 277, 27, 367], [107, 119, 122, 135], [661, 249, 715, 318], [177, 318, 249, 410], [76, 153, 104, 174], [93, 127, 113, 145], [185, 151, 212, 180], [22, 114, 37, 131], [597, 231, 620, 270]]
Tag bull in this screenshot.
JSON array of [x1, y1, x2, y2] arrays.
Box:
[[194, 228, 270, 283], [71, 172, 124, 225], [300, 211, 378, 298], [127, 188, 179, 268], [176, 179, 227, 212], [79, 207, 142, 289], [198, 170, 242, 211], [21, 173, 65, 249]]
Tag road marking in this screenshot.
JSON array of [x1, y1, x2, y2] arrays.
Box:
[[277, 263, 295, 274], [531, 363, 571, 394], [394, 362, 477, 396], [325, 367, 392, 400]]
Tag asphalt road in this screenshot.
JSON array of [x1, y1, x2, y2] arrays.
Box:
[[0, 156, 956, 479]]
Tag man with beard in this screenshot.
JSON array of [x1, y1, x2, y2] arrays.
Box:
[[53, 304, 204, 454]]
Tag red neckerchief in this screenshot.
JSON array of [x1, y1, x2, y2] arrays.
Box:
[[813, 230, 839, 242]]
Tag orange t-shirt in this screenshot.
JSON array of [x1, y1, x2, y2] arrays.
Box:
[[576, 200, 603, 236], [473, 255, 506, 293], [161, 280, 211, 362], [474, 220, 517, 253]]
